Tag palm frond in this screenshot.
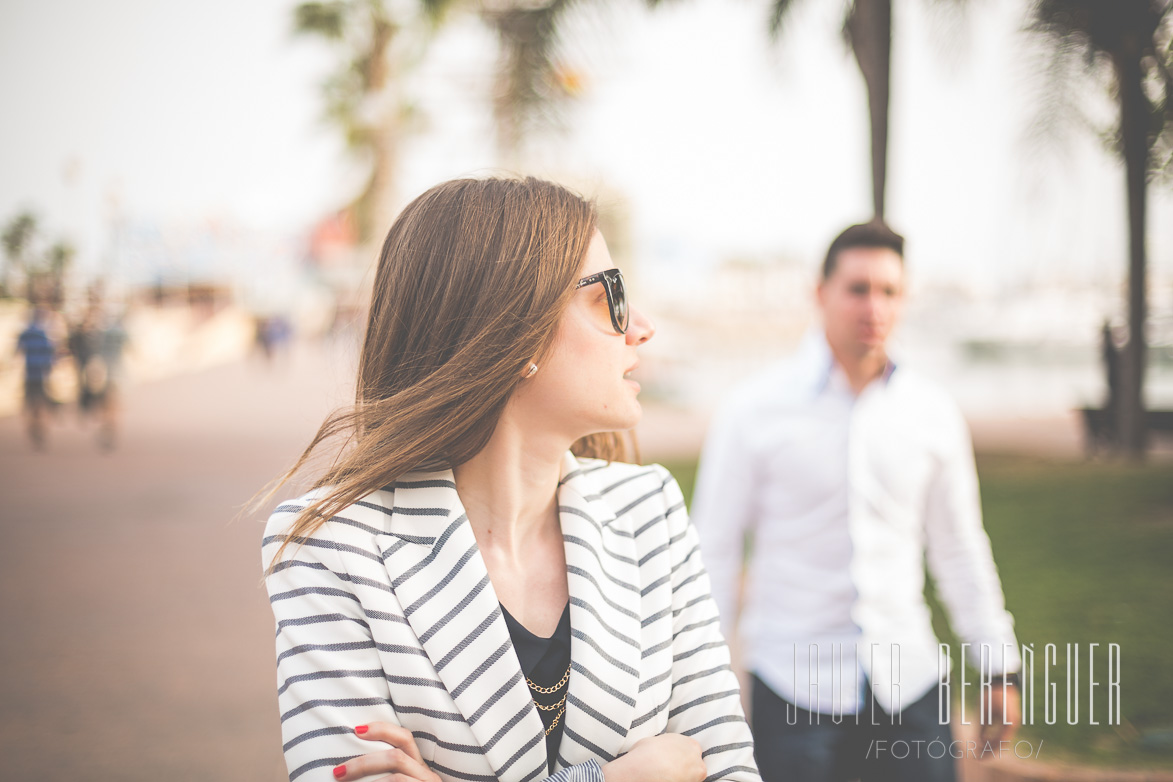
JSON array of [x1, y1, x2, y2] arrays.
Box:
[[294, 1, 349, 39], [1149, 13, 1173, 182], [2, 212, 38, 261], [1031, 0, 1162, 57], [767, 0, 805, 41], [921, 0, 973, 69], [487, 0, 578, 158], [840, 1, 855, 50], [419, 0, 463, 27], [1029, 0, 1173, 180], [47, 242, 75, 275], [1024, 35, 1109, 163]]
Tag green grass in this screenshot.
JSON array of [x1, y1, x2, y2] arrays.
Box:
[[657, 453, 1173, 767]]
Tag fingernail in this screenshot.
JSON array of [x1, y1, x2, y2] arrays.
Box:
[[333, 765, 346, 779], [355, 725, 368, 735]]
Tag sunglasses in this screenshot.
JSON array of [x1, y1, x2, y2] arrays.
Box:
[[575, 268, 629, 335]]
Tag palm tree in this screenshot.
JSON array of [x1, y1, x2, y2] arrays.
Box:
[[2, 211, 39, 300], [294, 0, 456, 243], [482, 0, 682, 168], [45, 240, 75, 307], [766, 0, 966, 220], [482, 0, 576, 167], [1030, 0, 1173, 457]]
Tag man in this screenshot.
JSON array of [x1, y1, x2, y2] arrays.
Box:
[[16, 305, 57, 449], [692, 222, 1020, 782]]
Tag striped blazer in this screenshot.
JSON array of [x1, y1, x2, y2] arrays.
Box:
[[263, 452, 760, 782]]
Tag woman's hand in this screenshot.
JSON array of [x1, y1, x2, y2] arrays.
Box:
[[332, 722, 442, 782], [602, 734, 707, 782]]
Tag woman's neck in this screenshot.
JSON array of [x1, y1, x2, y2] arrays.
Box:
[[454, 414, 572, 635], [453, 416, 567, 563]]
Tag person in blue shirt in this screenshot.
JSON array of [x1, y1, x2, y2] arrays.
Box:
[[16, 305, 57, 448]]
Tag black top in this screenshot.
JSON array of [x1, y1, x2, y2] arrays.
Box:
[[500, 602, 571, 773]]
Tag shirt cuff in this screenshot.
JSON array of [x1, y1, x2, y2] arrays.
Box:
[[549, 758, 605, 782]]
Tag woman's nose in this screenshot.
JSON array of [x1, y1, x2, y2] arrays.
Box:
[[626, 305, 655, 346]]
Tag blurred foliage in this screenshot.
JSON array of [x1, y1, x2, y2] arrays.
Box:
[[659, 452, 1173, 767], [483, 0, 578, 166], [1, 210, 73, 305], [482, 0, 681, 165], [1028, 0, 1173, 183], [296, 1, 349, 39], [295, 0, 682, 225], [293, 0, 456, 241], [2, 211, 37, 264]]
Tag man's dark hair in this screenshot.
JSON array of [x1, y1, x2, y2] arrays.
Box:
[[822, 220, 905, 280]]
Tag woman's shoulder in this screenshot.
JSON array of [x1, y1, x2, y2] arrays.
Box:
[[262, 485, 400, 557], [565, 457, 686, 518], [567, 455, 678, 488]]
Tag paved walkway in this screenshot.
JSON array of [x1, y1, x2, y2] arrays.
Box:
[[0, 344, 352, 781]]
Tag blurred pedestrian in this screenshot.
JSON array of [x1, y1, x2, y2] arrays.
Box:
[[260, 177, 758, 782], [1101, 320, 1121, 436], [68, 306, 104, 417], [254, 313, 293, 365], [96, 311, 129, 450], [16, 304, 57, 449], [692, 221, 1021, 782], [254, 315, 276, 362]]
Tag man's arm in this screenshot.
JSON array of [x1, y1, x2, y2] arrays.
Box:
[[658, 467, 761, 782], [690, 398, 759, 642], [922, 403, 1021, 742]]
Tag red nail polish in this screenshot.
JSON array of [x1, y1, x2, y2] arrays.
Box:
[[355, 725, 368, 735], [333, 765, 346, 779]]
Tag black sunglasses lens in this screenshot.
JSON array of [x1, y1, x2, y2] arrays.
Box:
[[609, 272, 628, 333]]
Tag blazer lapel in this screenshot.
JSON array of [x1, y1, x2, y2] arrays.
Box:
[[555, 453, 642, 767], [383, 470, 548, 782]]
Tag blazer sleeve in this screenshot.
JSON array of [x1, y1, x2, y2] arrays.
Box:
[[656, 468, 761, 782], [263, 504, 403, 782]]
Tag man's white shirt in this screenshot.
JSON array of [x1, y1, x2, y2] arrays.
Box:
[[692, 329, 1020, 715]]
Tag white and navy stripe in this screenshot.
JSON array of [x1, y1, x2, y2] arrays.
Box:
[[263, 452, 760, 782]]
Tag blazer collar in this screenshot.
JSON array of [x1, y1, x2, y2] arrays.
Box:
[[554, 453, 641, 768], [382, 454, 641, 781]]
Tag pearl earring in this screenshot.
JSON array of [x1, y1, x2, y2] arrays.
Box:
[[525, 363, 538, 378]]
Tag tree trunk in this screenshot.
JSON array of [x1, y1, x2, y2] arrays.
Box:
[[847, 0, 892, 219], [492, 41, 524, 170], [1115, 47, 1149, 458], [365, 112, 400, 245], [357, 16, 399, 244], [490, 7, 544, 170]]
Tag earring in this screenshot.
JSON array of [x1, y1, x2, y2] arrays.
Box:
[[525, 363, 538, 378]]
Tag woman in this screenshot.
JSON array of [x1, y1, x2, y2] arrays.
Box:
[[262, 177, 759, 782]]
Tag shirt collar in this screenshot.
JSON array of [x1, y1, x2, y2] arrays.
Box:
[[800, 326, 898, 398]]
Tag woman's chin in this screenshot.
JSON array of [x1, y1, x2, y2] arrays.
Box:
[[614, 402, 643, 432]]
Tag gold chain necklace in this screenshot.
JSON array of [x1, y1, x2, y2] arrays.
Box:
[[526, 663, 571, 736], [544, 703, 566, 735], [534, 694, 566, 712], [526, 663, 571, 694]]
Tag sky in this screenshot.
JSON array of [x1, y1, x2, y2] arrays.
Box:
[[1, 0, 1170, 294], [0, 0, 344, 247]]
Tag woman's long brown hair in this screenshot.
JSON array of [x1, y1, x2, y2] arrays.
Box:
[[263, 176, 629, 571]]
